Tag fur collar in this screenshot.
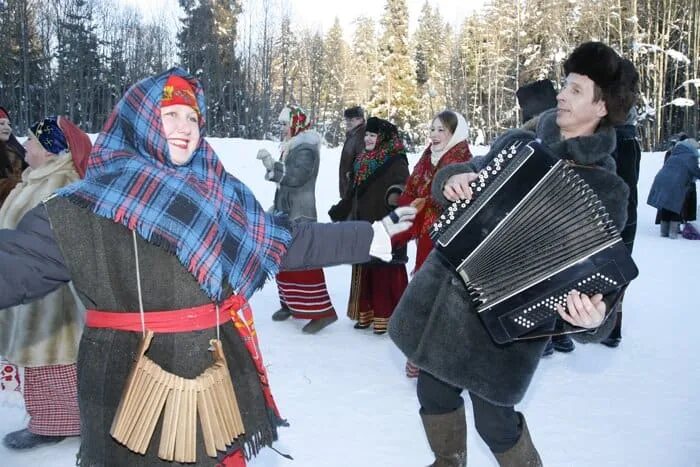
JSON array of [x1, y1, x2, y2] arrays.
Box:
[[535, 108, 617, 171], [285, 129, 321, 152]]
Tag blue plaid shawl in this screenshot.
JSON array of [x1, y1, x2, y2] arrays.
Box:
[[57, 67, 292, 301]]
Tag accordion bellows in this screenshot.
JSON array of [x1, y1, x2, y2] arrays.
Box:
[[431, 139, 638, 344]]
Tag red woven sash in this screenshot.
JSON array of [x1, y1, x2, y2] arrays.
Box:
[[85, 295, 245, 333]]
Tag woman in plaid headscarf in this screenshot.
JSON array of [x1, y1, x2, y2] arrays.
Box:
[[0, 68, 416, 466]]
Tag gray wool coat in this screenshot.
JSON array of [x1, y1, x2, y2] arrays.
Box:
[[267, 130, 321, 222], [389, 109, 631, 406]]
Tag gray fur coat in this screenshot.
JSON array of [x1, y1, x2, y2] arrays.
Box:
[[389, 109, 630, 406], [268, 130, 321, 222]]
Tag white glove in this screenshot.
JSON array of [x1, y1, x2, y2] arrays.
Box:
[[370, 206, 417, 262], [381, 206, 417, 237], [256, 148, 274, 170]]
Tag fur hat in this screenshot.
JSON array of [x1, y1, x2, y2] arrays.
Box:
[[343, 106, 364, 120], [365, 117, 397, 138], [516, 80, 557, 124], [563, 42, 638, 126]]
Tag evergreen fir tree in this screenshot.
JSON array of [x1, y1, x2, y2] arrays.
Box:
[[368, 0, 420, 135]]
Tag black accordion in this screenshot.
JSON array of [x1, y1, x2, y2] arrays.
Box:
[[430, 139, 638, 344]]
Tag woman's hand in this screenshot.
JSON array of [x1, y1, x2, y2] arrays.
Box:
[[256, 148, 274, 170], [443, 173, 479, 202], [556, 290, 606, 329]]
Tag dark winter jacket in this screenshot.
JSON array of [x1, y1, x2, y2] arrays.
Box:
[[612, 124, 642, 251], [339, 123, 366, 198], [0, 197, 376, 465], [348, 154, 409, 264], [647, 140, 700, 215], [389, 109, 630, 406], [268, 130, 321, 222]]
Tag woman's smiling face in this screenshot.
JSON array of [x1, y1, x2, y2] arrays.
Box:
[[160, 104, 200, 165]]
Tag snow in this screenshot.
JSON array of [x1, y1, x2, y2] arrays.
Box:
[[1, 139, 698, 467]]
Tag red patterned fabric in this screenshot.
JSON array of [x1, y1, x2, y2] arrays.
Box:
[[219, 449, 246, 466], [58, 116, 92, 178], [276, 269, 335, 319], [24, 364, 80, 436], [161, 75, 200, 114], [0, 358, 22, 393], [229, 301, 282, 419], [395, 140, 472, 271]]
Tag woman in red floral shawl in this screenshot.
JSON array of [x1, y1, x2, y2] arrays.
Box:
[[393, 110, 472, 376], [344, 117, 410, 334]]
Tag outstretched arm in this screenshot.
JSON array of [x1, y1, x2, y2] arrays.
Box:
[[0, 204, 71, 308]]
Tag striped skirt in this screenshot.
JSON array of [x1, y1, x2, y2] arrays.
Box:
[[276, 269, 336, 320]]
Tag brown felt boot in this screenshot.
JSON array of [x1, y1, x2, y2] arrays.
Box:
[[420, 405, 467, 467], [494, 412, 543, 467]]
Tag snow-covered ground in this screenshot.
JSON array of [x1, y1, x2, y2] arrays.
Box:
[[0, 137, 698, 466]]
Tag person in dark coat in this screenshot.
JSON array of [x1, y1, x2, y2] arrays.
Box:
[[341, 116, 409, 334], [653, 133, 698, 235], [0, 68, 416, 467], [0, 107, 28, 206], [602, 58, 642, 348], [648, 137, 700, 238], [339, 106, 366, 198], [389, 42, 637, 467]]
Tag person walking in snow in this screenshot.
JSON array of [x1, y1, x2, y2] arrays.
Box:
[[333, 116, 409, 335], [648, 137, 700, 239], [257, 105, 339, 334]]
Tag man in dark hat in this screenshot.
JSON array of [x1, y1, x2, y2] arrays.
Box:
[[390, 41, 638, 467], [339, 106, 366, 198]]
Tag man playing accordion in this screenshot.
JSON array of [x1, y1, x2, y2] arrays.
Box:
[[389, 42, 639, 467]]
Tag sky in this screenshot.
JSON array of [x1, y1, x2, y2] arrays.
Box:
[[120, 0, 489, 36], [1, 140, 698, 466]]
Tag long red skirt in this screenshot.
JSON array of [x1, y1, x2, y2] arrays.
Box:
[[348, 264, 408, 333], [276, 269, 336, 319]]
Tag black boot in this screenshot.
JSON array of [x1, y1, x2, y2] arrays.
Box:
[[494, 413, 542, 467], [272, 307, 292, 321], [552, 334, 575, 353], [601, 311, 622, 348], [420, 405, 467, 467], [3, 429, 66, 450], [301, 314, 338, 334]]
